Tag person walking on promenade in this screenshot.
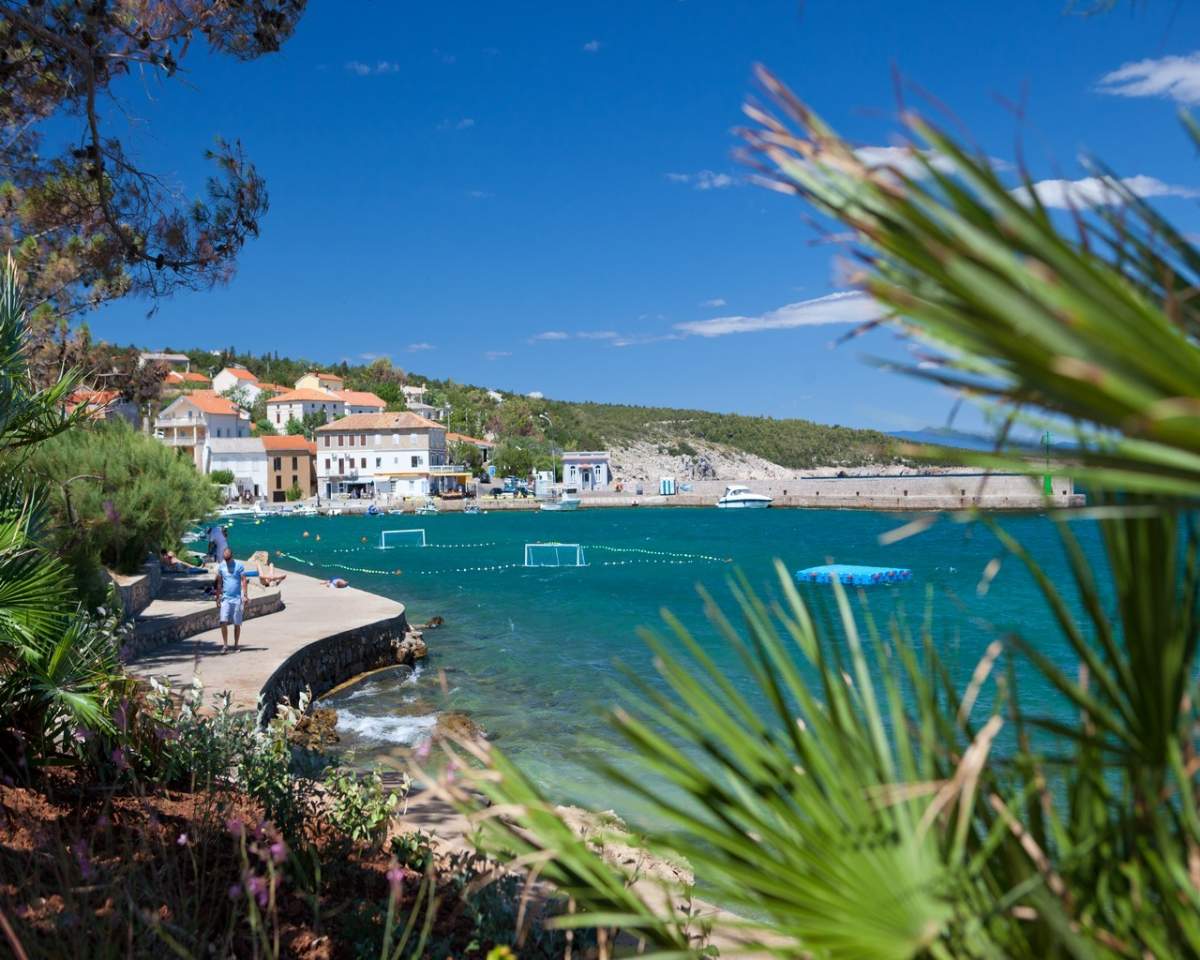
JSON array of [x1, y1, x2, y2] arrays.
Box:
[[214, 547, 248, 654]]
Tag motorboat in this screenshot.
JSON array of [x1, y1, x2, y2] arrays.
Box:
[[715, 484, 772, 509], [217, 504, 260, 519], [463, 501, 482, 515], [415, 497, 439, 516], [292, 505, 318, 517], [540, 493, 582, 512]]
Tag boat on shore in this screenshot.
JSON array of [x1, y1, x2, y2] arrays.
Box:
[[539, 493, 582, 512], [415, 497, 439, 516], [715, 484, 773, 509]]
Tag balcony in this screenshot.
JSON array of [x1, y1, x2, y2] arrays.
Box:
[[156, 417, 205, 428], [158, 434, 201, 447], [428, 464, 468, 474]]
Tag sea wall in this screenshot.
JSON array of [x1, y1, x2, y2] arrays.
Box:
[[257, 609, 422, 725], [337, 473, 1081, 513]]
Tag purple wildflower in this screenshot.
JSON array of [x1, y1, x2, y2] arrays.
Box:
[[245, 874, 268, 907], [177, 833, 189, 847], [73, 840, 93, 881], [226, 817, 245, 838], [110, 747, 130, 771], [269, 840, 287, 864], [386, 865, 405, 895], [228, 883, 242, 900]]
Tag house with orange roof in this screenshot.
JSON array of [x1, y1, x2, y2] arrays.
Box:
[[314, 411, 466, 499], [262, 434, 317, 501], [265, 388, 346, 430], [154, 390, 250, 469], [211, 365, 270, 409], [164, 370, 211, 387], [294, 370, 345, 392], [446, 431, 493, 460], [67, 388, 139, 426], [334, 389, 387, 415]]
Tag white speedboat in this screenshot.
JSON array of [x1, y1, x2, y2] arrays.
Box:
[[715, 484, 772, 509], [463, 502, 481, 515], [415, 497, 439, 516], [540, 493, 582, 512], [292, 505, 318, 517], [217, 504, 259, 518]]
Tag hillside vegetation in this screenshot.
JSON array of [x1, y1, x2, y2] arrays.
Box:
[[158, 348, 899, 469]]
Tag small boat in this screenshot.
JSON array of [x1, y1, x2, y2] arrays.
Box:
[[386, 508, 407, 516], [366, 504, 381, 517], [463, 502, 481, 515], [540, 493, 582, 512], [415, 497, 439, 516], [217, 504, 259, 518], [326, 507, 343, 517], [715, 484, 772, 509]]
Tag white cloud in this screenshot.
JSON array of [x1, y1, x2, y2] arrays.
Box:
[[853, 145, 959, 179], [456, 117, 475, 130], [467, 189, 493, 199], [485, 350, 512, 360], [666, 170, 736, 191], [1010, 174, 1199, 209], [1097, 52, 1200, 105], [407, 342, 435, 352], [345, 60, 401, 76], [530, 331, 569, 342], [673, 291, 881, 338], [577, 330, 619, 340], [700, 297, 727, 308], [582, 40, 602, 53]]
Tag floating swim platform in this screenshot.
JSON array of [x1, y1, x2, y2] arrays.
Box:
[[795, 564, 913, 586]]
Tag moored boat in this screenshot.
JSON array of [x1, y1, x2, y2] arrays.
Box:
[[715, 484, 772, 509]]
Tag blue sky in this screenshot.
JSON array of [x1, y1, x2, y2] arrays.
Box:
[[86, 0, 1200, 431]]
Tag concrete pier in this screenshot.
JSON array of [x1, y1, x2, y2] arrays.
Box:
[[125, 567, 412, 720]]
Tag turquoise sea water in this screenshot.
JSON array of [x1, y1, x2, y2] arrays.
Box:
[[227, 507, 1102, 822]]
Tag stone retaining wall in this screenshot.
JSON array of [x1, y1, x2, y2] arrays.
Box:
[[111, 562, 161, 619], [257, 611, 418, 725], [126, 591, 283, 659]]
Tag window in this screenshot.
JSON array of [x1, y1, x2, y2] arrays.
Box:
[[275, 411, 281, 424], [291, 474, 298, 488], [375, 457, 381, 467], [337, 435, 344, 447], [291, 456, 298, 469], [411, 455, 420, 468], [325, 458, 330, 470], [349, 434, 355, 446], [360, 457, 366, 468], [273, 457, 281, 470], [275, 475, 282, 489], [360, 434, 366, 446], [215, 428, 221, 437]]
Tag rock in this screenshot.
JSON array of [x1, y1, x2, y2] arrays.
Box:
[[434, 711, 486, 742], [419, 616, 444, 630], [394, 632, 427, 664], [290, 707, 340, 750]]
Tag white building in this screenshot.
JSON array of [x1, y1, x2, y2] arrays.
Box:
[[154, 391, 249, 469], [211, 366, 263, 405], [204, 437, 268, 501], [401, 384, 426, 405], [138, 351, 191, 371], [265, 389, 346, 430], [314, 411, 469, 499], [562, 451, 612, 492]]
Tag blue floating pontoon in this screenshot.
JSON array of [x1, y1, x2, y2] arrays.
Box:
[[795, 564, 913, 586]]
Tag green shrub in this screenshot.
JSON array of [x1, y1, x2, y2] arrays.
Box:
[[210, 468, 235, 486], [285, 484, 302, 501], [322, 764, 402, 846], [26, 419, 219, 590]]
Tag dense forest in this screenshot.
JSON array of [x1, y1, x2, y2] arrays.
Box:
[[157, 347, 899, 469]]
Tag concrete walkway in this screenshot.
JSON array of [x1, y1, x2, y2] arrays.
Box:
[[126, 567, 405, 712]]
